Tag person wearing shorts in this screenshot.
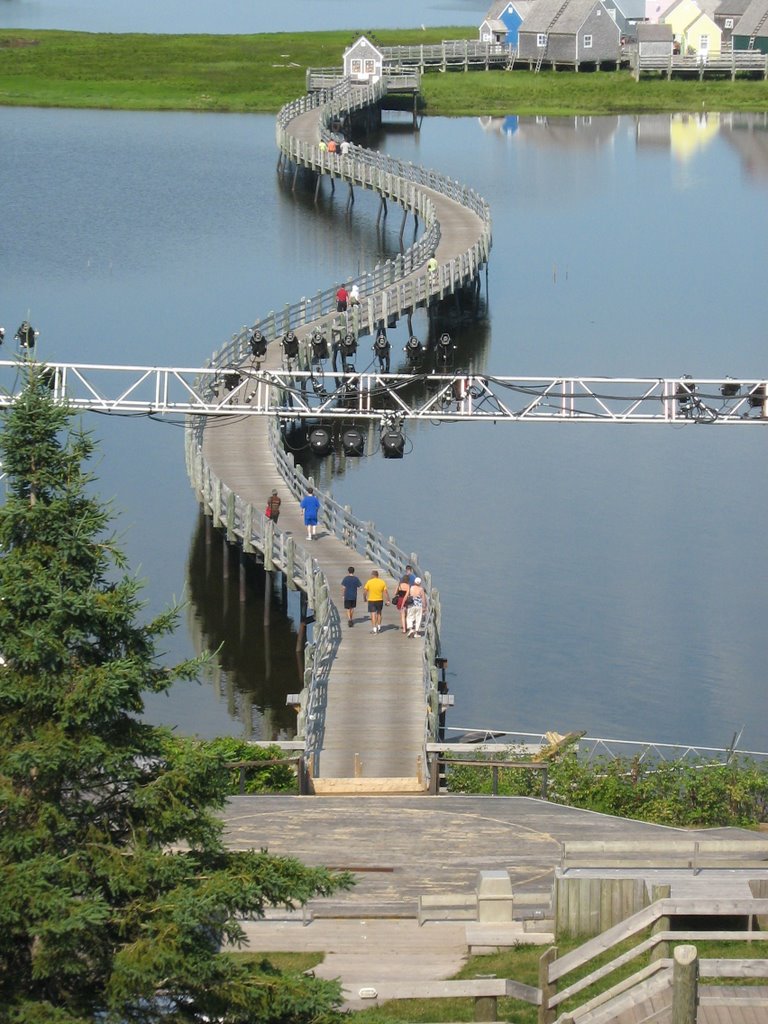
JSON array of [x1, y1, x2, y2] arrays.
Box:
[[341, 567, 363, 628], [364, 569, 390, 634], [300, 486, 320, 541]]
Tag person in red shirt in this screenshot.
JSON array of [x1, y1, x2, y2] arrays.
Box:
[[336, 285, 349, 312]]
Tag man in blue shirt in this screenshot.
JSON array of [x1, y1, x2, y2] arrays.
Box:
[[340, 567, 363, 628], [300, 486, 321, 541]]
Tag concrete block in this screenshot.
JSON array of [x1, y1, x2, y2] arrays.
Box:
[[476, 870, 513, 923]]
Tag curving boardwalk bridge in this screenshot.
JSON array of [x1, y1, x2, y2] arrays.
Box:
[[186, 75, 491, 794]]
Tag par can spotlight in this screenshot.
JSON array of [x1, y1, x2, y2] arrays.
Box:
[[308, 426, 333, 456], [341, 428, 365, 457], [380, 428, 405, 459]]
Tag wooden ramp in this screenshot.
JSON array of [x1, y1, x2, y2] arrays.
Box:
[[194, 77, 491, 791]]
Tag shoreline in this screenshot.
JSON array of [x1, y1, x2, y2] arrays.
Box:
[[1, 28, 767, 116]]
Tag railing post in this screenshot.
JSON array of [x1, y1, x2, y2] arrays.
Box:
[[672, 944, 699, 1024], [538, 946, 558, 1024], [650, 885, 671, 962]]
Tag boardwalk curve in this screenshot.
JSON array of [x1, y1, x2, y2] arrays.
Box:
[[185, 75, 492, 793]]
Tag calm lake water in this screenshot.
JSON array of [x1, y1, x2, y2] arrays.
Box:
[[0, 0, 488, 33], [3, 105, 768, 751]]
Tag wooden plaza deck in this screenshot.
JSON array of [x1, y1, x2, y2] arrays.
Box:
[[187, 75, 491, 793]]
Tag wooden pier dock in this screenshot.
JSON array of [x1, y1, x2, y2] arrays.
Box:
[[186, 74, 491, 793]]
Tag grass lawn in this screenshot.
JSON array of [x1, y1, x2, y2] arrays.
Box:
[[1, 29, 767, 115], [349, 936, 768, 1023]]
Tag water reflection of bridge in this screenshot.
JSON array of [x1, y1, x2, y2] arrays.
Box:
[[187, 76, 491, 793]]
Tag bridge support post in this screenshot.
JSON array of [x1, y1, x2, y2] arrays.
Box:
[[672, 945, 699, 1024], [264, 567, 272, 626], [285, 536, 296, 589]]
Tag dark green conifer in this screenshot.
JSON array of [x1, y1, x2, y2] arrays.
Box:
[[0, 366, 349, 1023]]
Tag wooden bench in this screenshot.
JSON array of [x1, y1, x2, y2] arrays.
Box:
[[560, 838, 768, 874]]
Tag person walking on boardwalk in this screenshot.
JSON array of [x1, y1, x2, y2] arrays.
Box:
[[364, 570, 390, 634], [341, 566, 363, 628], [266, 489, 281, 524], [300, 486, 320, 541], [394, 563, 417, 631], [336, 284, 349, 312], [406, 576, 427, 638]]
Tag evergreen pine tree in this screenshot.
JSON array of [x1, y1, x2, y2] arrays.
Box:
[[0, 367, 350, 1024]]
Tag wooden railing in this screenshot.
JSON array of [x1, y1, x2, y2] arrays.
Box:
[[539, 896, 768, 1022], [186, 415, 442, 777], [187, 74, 491, 780], [634, 50, 768, 77]]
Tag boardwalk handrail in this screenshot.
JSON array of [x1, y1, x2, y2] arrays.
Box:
[[265, 416, 442, 770], [202, 77, 490, 372], [189, 72, 489, 782]]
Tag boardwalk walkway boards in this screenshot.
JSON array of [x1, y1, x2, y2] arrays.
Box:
[[226, 796, 768, 1016], [196, 78, 490, 790]]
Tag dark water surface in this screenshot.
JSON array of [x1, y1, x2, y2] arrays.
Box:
[[0, 0, 488, 33], [3, 107, 768, 749]]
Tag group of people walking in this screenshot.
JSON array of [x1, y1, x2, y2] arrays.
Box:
[[340, 563, 426, 637], [262, 487, 427, 636]]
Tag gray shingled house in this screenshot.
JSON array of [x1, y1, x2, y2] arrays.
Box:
[[714, 0, 753, 43], [731, 0, 768, 50], [636, 21, 674, 54], [518, 0, 622, 66]]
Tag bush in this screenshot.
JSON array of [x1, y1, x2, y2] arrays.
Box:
[[444, 750, 768, 828], [201, 737, 298, 794]]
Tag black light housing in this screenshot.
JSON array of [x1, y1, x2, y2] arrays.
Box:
[[748, 384, 766, 409], [405, 335, 422, 366], [224, 371, 242, 391], [249, 329, 267, 358], [380, 427, 405, 459], [309, 426, 333, 456], [341, 428, 365, 457], [311, 331, 328, 360], [340, 332, 357, 355]]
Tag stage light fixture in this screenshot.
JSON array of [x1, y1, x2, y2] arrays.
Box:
[[308, 426, 333, 457], [380, 427, 405, 459], [341, 428, 365, 457]]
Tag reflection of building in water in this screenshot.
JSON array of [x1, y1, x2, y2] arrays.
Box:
[[635, 112, 720, 161], [478, 114, 619, 149], [720, 112, 768, 181], [669, 112, 721, 161], [186, 512, 302, 740]]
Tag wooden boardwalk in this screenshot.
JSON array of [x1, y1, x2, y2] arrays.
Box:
[[193, 78, 491, 792]]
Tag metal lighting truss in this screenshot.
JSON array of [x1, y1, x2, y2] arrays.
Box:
[[1, 361, 767, 424]]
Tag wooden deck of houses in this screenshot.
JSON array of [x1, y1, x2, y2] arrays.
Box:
[[187, 75, 491, 793]]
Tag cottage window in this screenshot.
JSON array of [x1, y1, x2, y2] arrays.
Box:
[[364, 59, 375, 74], [351, 59, 362, 74], [725, 16, 734, 26], [537, 33, 548, 46], [584, 34, 593, 47]]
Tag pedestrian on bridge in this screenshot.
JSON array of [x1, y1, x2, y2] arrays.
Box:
[[364, 570, 390, 634], [336, 285, 349, 312], [300, 487, 321, 541], [394, 571, 412, 634], [266, 489, 281, 524], [341, 567, 363, 628], [406, 577, 427, 638]]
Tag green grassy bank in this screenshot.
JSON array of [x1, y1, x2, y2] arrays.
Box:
[[2, 28, 768, 115]]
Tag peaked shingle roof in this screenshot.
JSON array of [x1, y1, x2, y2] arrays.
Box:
[[521, 0, 610, 33], [714, 0, 752, 15], [637, 21, 674, 36], [732, 0, 768, 33]]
